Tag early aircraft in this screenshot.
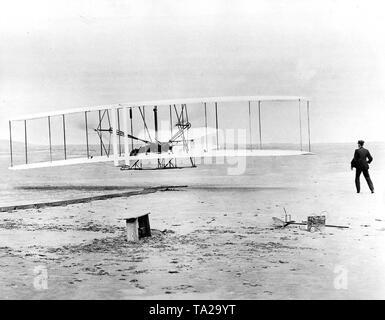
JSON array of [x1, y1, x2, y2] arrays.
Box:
[[7, 96, 313, 170]]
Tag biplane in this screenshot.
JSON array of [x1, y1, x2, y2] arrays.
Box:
[[7, 96, 313, 170]]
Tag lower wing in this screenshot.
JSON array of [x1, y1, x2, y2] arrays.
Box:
[[9, 149, 313, 170]]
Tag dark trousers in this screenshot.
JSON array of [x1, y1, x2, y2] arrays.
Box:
[[355, 168, 374, 193]]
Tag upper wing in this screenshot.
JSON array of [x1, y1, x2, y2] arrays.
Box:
[[9, 96, 310, 121]]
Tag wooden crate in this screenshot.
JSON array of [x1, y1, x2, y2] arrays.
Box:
[[124, 213, 151, 242]]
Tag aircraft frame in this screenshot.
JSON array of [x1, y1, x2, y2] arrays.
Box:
[[8, 96, 312, 170]]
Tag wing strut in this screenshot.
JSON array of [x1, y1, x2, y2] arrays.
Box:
[[185, 104, 190, 145], [98, 110, 103, 156], [130, 107, 134, 150], [138, 106, 153, 142], [143, 106, 146, 141], [9, 121, 13, 167], [122, 107, 130, 165], [95, 110, 111, 157], [172, 104, 190, 152], [48, 116, 52, 161], [298, 99, 303, 151], [169, 105, 173, 138], [215, 102, 219, 149], [117, 108, 121, 156], [111, 108, 119, 166], [307, 100, 311, 152], [204, 102, 208, 151], [153, 106, 160, 153], [258, 101, 262, 149], [62, 114, 67, 160], [85, 112, 90, 158], [24, 120, 28, 164], [248, 101, 252, 150]]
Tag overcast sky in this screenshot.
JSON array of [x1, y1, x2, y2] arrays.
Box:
[[1, 0, 384, 144]]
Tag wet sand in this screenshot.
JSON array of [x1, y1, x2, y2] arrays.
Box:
[[0, 143, 384, 299]]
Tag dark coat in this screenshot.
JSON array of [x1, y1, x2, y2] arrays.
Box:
[[351, 147, 373, 170]]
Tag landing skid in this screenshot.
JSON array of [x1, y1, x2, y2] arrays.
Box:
[[120, 157, 197, 171]]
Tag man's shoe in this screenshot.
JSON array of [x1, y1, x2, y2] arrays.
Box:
[[371, 190, 374, 193]]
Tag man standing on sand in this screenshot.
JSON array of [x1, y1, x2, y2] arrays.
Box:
[[351, 140, 374, 193]]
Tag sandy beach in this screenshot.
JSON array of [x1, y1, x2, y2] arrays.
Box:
[[0, 143, 384, 299]]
